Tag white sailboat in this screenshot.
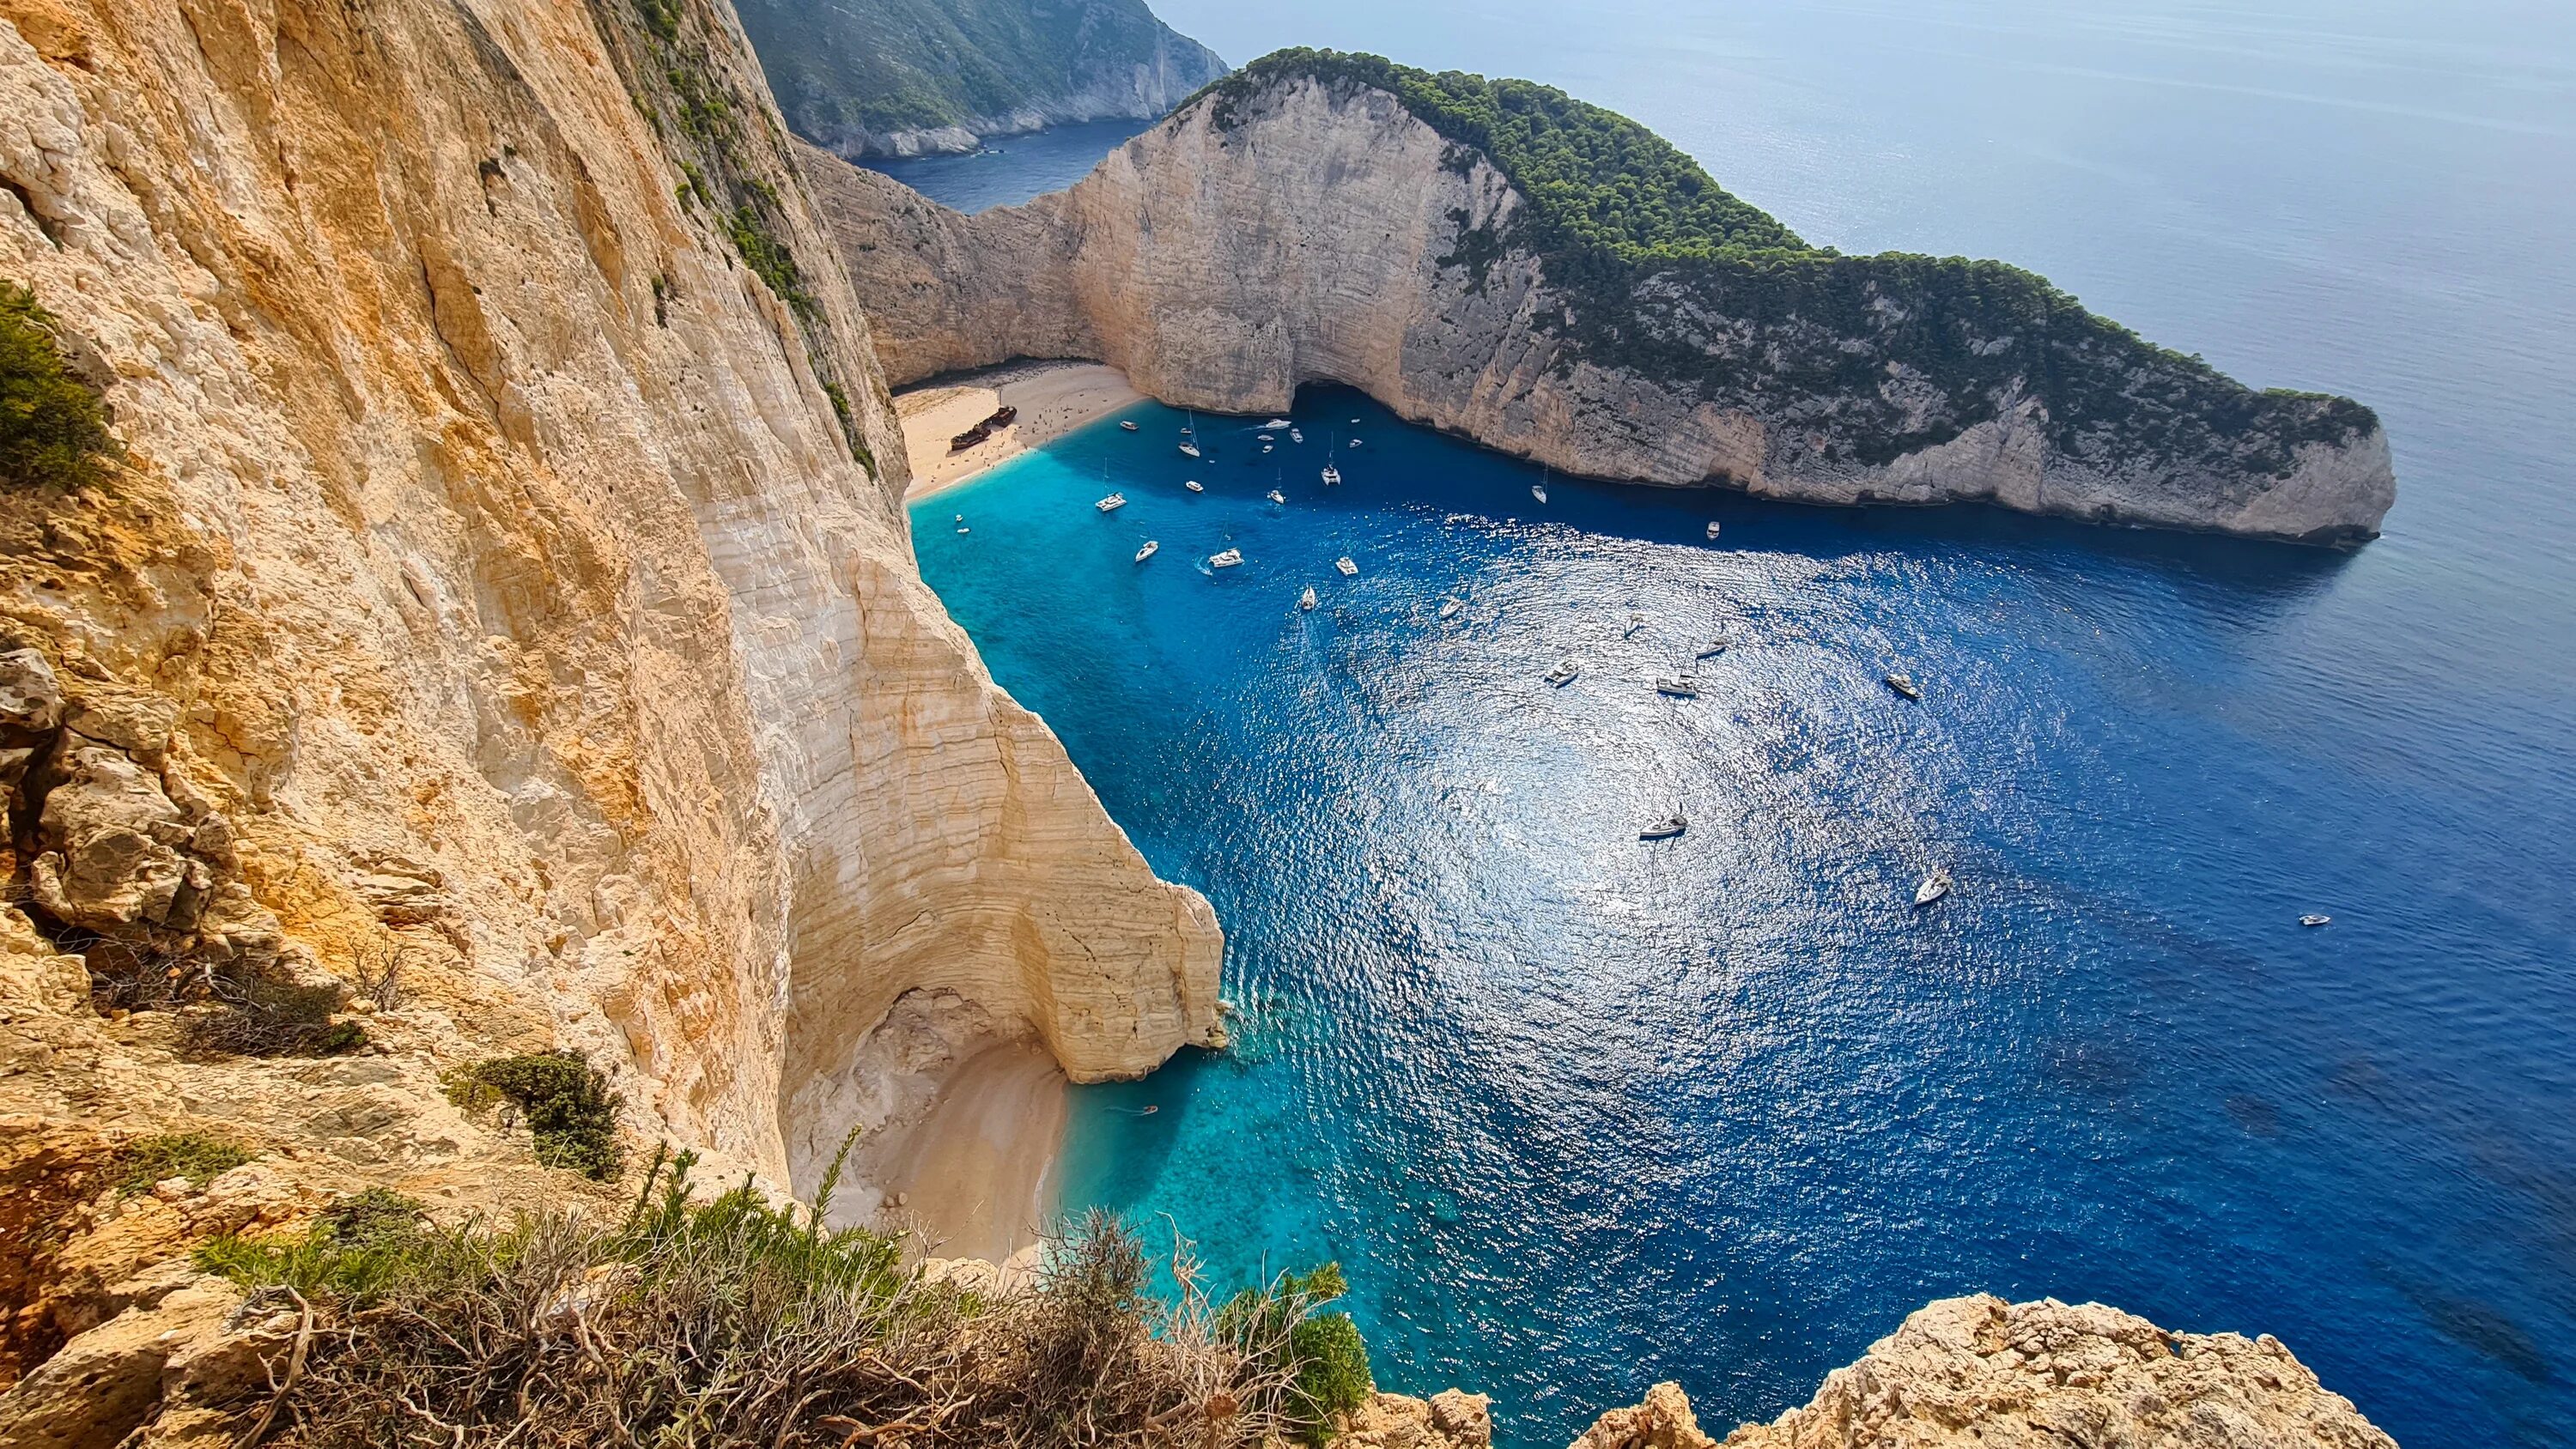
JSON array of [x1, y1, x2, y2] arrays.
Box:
[[1299, 585, 1318, 610], [1134, 540, 1158, 563]]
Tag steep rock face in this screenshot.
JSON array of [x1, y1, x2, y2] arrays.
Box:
[[736, 0, 1226, 160], [1567, 1296, 2394, 1449], [0, 0, 1217, 1209], [809, 67, 2395, 543]]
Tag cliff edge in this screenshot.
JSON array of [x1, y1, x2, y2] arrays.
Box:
[[0, 0, 1218, 1251], [809, 50, 2396, 544]]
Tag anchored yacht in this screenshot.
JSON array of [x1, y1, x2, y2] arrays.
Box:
[[1638, 815, 1688, 841], [1134, 540, 1158, 563]]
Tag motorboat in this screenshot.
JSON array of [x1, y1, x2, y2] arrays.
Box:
[[1654, 677, 1700, 698], [1267, 488, 1287, 504], [1096, 493, 1127, 512], [1439, 598, 1463, 621], [1257, 433, 1275, 442], [1884, 673, 1923, 701], [1134, 540, 1158, 563], [1695, 637, 1730, 658], [1209, 548, 1244, 568], [1544, 659, 1580, 687], [1119, 420, 1139, 432], [1185, 480, 1205, 493], [1264, 418, 1293, 430], [1263, 444, 1274, 453], [1706, 521, 1722, 539], [1321, 464, 1341, 486], [1915, 869, 1953, 907], [1290, 427, 1304, 443], [1638, 815, 1688, 841], [2300, 913, 2332, 928], [1299, 585, 1318, 610], [1532, 482, 1548, 503], [1335, 556, 1359, 577]]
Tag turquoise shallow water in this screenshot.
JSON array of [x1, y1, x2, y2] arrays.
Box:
[[890, 2, 2576, 1445]]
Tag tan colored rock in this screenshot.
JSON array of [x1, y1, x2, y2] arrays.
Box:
[[1340, 1390, 1496, 1449], [0, 0, 1218, 1214], [1571, 1382, 1713, 1449], [0, 908, 87, 1016], [0, 651, 61, 740], [0, 1278, 240, 1449], [810, 75, 2394, 544], [1665, 1295, 2393, 1449]]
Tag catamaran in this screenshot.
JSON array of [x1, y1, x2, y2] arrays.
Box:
[[1654, 677, 1700, 698], [1095, 493, 1127, 512], [1209, 548, 1243, 569], [1705, 521, 1722, 539], [1321, 439, 1342, 486], [1335, 556, 1358, 577]]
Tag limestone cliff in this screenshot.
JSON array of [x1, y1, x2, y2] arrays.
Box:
[[808, 52, 2397, 544], [736, 0, 1226, 159], [0, 0, 1218, 1244], [1571, 1297, 2395, 1449]]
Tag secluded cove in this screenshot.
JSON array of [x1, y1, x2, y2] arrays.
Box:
[[909, 386, 2572, 1449]]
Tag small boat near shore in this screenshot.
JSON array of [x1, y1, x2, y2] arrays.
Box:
[[1209, 548, 1244, 569], [1915, 869, 1953, 907], [1134, 540, 1158, 563], [1267, 488, 1287, 504], [1264, 418, 1292, 429], [1885, 673, 1923, 701], [1290, 427, 1304, 444], [1096, 493, 1127, 512], [1185, 480, 1205, 494], [1321, 464, 1341, 486], [1706, 521, 1722, 540], [1532, 482, 1548, 503], [1544, 659, 1581, 687], [1119, 420, 1139, 432], [1639, 815, 1688, 841], [1299, 585, 1318, 610], [1335, 556, 1359, 577], [1655, 677, 1700, 698]]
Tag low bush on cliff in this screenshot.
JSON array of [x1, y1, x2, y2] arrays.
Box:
[[446, 1050, 624, 1180], [0, 280, 119, 493], [111, 1132, 255, 1196], [177, 976, 367, 1060], [192, 1150, 1371, 1449]]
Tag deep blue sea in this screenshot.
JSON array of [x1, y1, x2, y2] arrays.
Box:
[[857, 118, 1154, 213], [895, 4, 2576, 1447]]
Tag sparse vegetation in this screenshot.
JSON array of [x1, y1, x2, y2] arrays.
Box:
[[191, 1150, 1370, 1449], [448, 1051, 624, 1180], [0, 280, 119, 492], [176, 976, 366, 1059], [112, 1132, 255, 1196]]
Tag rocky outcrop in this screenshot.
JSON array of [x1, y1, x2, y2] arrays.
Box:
[[1564, 1296, 2394, 1449], [737, 0, 1226, 160], [0, 0, 1218, 1228], [808, 58, 2396, 543], [1337, 1390, 1495, 1449]]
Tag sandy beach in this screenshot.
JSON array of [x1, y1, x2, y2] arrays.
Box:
[[878, 1040, 1071, 1264], [898, 361, 1144, 498]]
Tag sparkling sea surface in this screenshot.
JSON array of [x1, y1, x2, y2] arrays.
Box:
[[891, 4, 2576, 1446]]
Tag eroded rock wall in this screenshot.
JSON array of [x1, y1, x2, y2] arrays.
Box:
[[809, 74, 2396, 543], [0, 0, 1217, 1211]]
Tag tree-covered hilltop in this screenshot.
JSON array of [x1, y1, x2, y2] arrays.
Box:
[[738, 0, 1226, 156], [1197, 50, 2378, 487]]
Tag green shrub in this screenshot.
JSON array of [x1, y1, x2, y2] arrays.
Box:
[[0, 280, 118, 492], [111, 1133, 254, 1196], [196, 1188, 439, 1300], [452, 1050, 623, 1180], [1217, 1260, 1374, 1443]]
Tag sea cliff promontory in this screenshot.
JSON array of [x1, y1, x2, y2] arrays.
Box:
[[809, 50, 2397, 544]]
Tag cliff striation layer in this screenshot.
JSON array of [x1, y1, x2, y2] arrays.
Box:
[[0, 0, 1218, 1250], [737, 0, 1226, 159], [809, 52, 2396, 543]]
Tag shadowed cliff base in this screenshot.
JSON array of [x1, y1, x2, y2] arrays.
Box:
[[801, 51, 2396, 546]]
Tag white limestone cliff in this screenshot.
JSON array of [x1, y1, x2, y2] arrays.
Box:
[[0, 0, 1218, 1218], [805, 71, 2396, 544]]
